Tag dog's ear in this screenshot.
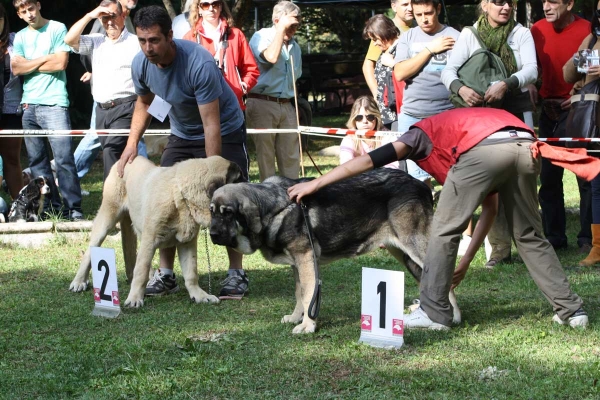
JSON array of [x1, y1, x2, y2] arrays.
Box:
[[206, 178, 226, 200], [227, 162, 244, 183], [239, 195, 262, 234]]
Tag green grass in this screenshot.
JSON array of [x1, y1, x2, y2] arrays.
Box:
[[1, 119, 599, 399]]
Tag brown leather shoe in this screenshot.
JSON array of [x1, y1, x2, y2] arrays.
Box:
[[485, 256, 511, 269]]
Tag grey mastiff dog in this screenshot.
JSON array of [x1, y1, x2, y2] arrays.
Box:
[[209, 168, 461, 333]]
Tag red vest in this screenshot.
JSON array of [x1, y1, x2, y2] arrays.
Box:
[[413, 108, 535, 184]]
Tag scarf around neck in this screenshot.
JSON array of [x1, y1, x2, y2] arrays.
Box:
[[476, 14, 517, 76]]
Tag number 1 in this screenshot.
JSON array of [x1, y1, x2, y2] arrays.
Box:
[[377, 281, 386, 329]]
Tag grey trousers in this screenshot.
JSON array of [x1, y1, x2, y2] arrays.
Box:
[[419, 141, 583, 326]]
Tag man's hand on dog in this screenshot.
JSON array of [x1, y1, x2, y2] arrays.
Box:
[[288, 180, 319, 203], [117, 145, 138, 177]]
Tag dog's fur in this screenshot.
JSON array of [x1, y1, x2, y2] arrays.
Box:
[[70, 156, 242, 307], [210, 168, 460, 333], [8, 176, 50, 223]]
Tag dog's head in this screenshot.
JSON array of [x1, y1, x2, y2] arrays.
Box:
[[209, 184, 262, 255], [174, 156, 244, 227]]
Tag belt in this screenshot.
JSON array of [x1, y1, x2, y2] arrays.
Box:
[[247, 93, 292, 103], [98, 95, 138, 110], [487, 129, 534, 140]]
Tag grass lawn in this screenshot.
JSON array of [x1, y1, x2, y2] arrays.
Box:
[[0, 115, 599, 399]]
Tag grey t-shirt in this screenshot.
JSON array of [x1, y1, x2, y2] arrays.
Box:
[[395, 25, 460, 118], [132, 39, 244, 140]]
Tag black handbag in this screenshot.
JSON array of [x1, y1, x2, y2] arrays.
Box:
[[566, 79, 600, 142]]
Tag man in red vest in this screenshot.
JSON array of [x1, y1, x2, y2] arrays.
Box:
[[288, 108, 597, 331]]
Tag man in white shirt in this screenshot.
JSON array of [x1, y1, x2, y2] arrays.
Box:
[[65, 0, 141, 179]]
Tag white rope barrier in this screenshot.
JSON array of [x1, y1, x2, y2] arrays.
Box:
[[1, 126, 599, 144]]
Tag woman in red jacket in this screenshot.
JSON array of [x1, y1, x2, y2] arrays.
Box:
[[183, 0, 259, 110]]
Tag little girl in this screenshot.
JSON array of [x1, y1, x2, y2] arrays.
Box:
[[339, 96, 384, 164]]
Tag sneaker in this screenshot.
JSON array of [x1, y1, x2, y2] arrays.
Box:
[[404, 307, 450, 331], [457, 235, 472, 257], [219, 271, 249, 299], [68, 211, 85, 222], [484, 256, 511, 269], [552, 308, 588, 328], [145, 270, 180, 296]]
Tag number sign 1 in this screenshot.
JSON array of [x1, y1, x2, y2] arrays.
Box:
[[90, 247, 121, 318], [359, 267, 404, 349]]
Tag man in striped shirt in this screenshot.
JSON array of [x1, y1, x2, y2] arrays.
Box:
[[65, 0, 141, 180]]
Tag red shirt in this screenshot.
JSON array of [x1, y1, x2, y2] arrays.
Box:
[[531, 16, 590, 99]]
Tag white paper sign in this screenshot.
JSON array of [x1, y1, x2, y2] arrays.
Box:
[[90, 247, 121, 318], [147, 95, 172, 122], [359, 267, 404, 349]]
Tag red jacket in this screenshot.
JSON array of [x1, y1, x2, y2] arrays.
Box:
[[183, 18, 259, 110], [413, 108, 534, 184]]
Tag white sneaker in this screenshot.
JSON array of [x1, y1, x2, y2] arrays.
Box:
[[405, 307, 450, 331], [484, 236, 493, 261], [552, 309, 588, 328], [457, 235, 472, 257]]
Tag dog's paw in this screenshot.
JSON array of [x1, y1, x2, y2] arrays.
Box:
[[124, 296, 145, 308], [452, 309, 462, 325], [69, 280, 89, 292], [191, 294, 220, 304], [291, 320, 317, 334], [281, 314, 303, 324]]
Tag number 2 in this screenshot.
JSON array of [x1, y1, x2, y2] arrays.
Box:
[[377, 281, 386, 329], [98, 260, 112, 301]]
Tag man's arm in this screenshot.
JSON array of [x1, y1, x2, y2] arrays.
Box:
[[11, 55, 48, 76], [117, 93, 155, 177], [198, 99, 222, 157], [38, 51, 69, 73], [394, 36, 455, 82], [363, 41, 381, 97], [65, 6, 113, 51], [261, 14, 299, 64]]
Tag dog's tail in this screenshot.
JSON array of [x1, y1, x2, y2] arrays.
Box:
[[121, 213, 137, 284]]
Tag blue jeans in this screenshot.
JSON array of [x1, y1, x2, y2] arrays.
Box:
[[22, 104, 82, 216], [74, 103, 148, 179], [396, 112, 432, 181]]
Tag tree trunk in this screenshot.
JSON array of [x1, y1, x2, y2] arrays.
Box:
[[162, 0, 178, 20], [231, 0, 252, 28]]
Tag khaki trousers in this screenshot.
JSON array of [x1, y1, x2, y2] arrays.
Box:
[[245, 98, 299, 181], [419, 141, 583, 326]]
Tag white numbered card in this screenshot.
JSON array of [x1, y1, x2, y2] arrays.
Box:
[[147, 95, 172, 122], [90, 247, 121, 318], [359, 267, 404, 349]]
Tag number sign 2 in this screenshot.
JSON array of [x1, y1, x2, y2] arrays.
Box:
[[90, 247, 121, 318], [359, 267, 404, 349]]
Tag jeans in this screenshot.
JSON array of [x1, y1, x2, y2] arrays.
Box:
[[396, 112, 432, 181], [74, 102, 148, 179], [22, 104, 82, 216]]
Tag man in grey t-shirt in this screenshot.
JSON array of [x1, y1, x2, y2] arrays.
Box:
[[393, 0, 458, 124], [118, 6, 250, 300]]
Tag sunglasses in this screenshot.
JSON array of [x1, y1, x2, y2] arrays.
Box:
[[488, 0, 515, 7], [354, 114, 376, 123], [199, 0, 222, 10], [595, 9, 600, 18]]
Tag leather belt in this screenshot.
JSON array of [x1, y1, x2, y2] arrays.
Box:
[[98, 95, 138, 110], [247, 93, 292, 103], [487, 129, 534, 140]]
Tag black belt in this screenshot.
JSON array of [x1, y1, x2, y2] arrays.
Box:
[[98, 95, 137, 110], [247, 93, 292, 103]]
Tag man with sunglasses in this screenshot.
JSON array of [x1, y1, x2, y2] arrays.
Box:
[[65, 0, 142, 180], [530, 0, 592, 253], [246, 0, 302, 182]]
